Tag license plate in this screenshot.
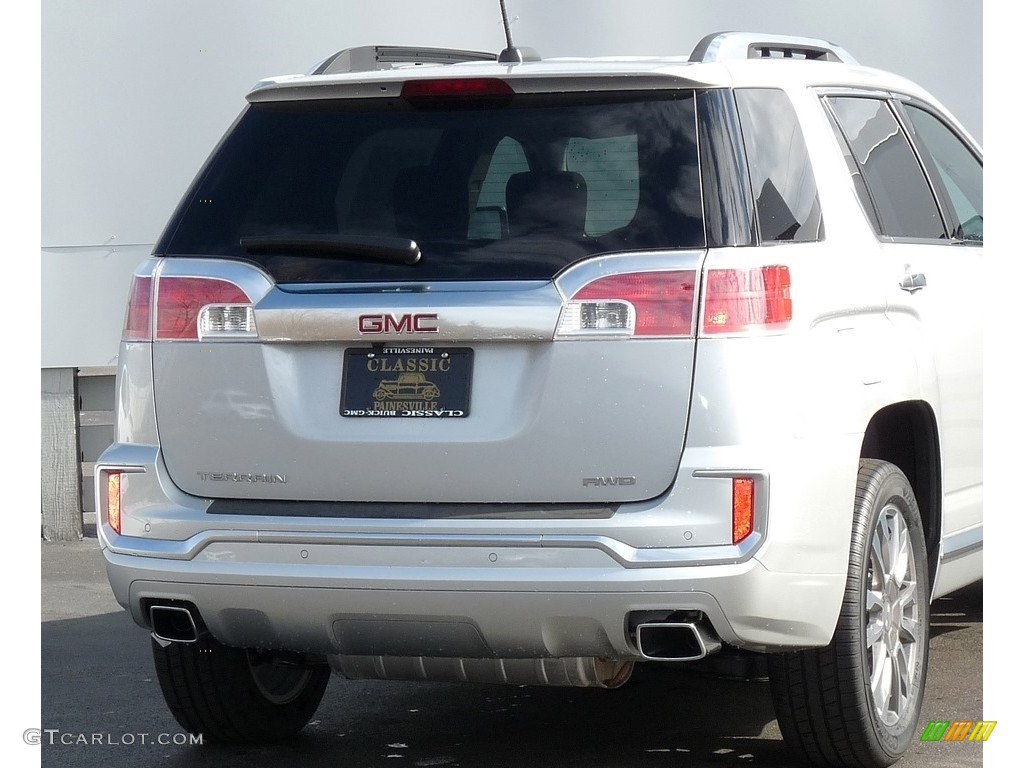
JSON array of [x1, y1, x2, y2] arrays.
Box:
[[341, 347, 473, 418]]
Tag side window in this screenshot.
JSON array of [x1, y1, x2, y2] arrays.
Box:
[[734, 89, 823, 242], [823, 107, 882, 234], [564, 135, 640, 236], [826, 97, 945, 240], [903, 105, 983, 242], [469, 137, 529, 239]]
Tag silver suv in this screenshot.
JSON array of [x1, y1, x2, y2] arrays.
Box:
[[98, 32, 983, 767]]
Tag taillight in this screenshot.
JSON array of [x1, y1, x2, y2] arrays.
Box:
[[702, 265, 791, 335], [557, 271, 697, 338], [122, 276, 153, 341], [732, 477, 754, 544], [106, 472, 122, 535], [155, 276, 255, 340]]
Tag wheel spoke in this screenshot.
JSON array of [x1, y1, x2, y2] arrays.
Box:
[[866, 587, 885, 647], [896, 642, 912, 690], [898, 616, 920, 644], [897, 579, 918, 614], [866, 588, 884, 611], [883, 510, 900, 576], [871, 527, 888, 576], [894, 641, 914, 717], [871, 648, 893, 710], [894, 516, 910, 581], [866, 616, 885, 646]]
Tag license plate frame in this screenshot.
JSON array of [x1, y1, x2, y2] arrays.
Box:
[[341, 347, 473, 418]]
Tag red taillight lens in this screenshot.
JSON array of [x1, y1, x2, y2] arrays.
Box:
[[702, 265, 792, 335], [560, 271, 697, 337], [155, 276, 251, 340], [732, 477, 754, 544], [401, 77, 514, 102], [106, 472, 122, 535], [122, 276, 153, 341]]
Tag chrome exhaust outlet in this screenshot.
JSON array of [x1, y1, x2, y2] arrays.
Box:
[[149, 604, 200, 644], [634, 620, 722, 662]]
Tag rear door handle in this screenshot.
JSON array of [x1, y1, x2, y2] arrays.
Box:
[[899, 272, 927, 293]]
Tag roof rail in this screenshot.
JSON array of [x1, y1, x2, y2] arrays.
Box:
[[311, 45, 498, 75], [689, 32, 858, 65]]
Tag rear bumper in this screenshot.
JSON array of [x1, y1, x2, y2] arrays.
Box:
[[103, 532, 843, 655], [97, 426, 859, 657]]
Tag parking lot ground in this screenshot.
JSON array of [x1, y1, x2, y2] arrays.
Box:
[[41, 537, 983, 768]]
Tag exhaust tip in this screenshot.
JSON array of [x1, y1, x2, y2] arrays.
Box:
[[634, 620, 722, 662], [150, 604, 200, 644]]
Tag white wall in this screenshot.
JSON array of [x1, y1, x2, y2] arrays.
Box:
[[41, 0, 983, 367]]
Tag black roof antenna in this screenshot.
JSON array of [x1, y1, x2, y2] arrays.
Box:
[[497, 0, 524, 63]]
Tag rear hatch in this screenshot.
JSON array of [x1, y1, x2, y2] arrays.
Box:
[[149, 76, 707, 504]]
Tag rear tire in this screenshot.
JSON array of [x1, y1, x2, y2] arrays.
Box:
[[769, 459, 929, 767], [152, 633, 330, 743]]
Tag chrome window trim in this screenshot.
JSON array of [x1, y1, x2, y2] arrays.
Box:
[[818, 91, 951, 243]]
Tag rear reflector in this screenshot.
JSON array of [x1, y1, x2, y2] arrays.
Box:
[[557, 271, 697, 338], [732, 477, 754, 544], [702, 265, 791, 335], [122, 276, 153, 341], [106, 472, 122, 535], [155, 276, 253, 340]]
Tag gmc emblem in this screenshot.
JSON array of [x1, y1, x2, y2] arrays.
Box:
[[358, 313, 439, 334]]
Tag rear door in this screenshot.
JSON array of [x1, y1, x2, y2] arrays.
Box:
[[150, 83, 708, 504], [823, 93, 983, 535]]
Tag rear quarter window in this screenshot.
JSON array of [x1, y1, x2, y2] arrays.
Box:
[[734, 88, 823, 243]]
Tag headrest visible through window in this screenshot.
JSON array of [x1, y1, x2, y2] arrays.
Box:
[[393, 165, 468, 240], [505, 171, 588, 237]]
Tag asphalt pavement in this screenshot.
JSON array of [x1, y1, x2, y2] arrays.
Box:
[[40, 536, 984, 768]]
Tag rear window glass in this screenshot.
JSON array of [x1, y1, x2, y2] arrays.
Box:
[[159, 92, 704, 282], [565, 135, 641, 236]]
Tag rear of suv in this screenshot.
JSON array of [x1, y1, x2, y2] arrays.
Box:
[[98, 32, 983, 768]]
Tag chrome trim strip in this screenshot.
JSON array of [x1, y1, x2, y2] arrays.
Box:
[[940, 525, 983, 562], [554, 250, 706, 302], [157, 257, 276, 305], [102, 528, 760, 569], [103, 529, 262, 559], [254, 280, 562, 343]]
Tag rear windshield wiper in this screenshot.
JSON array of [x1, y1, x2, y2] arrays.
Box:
[[240, 235, 421, 266]]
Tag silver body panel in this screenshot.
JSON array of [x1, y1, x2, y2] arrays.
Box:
[[153, 254, 703, 504], [98, 52, 982, 668]]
